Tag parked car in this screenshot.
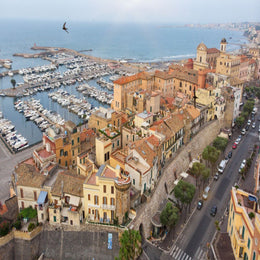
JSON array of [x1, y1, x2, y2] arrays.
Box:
[[197, 200, 203, 210], [228, 151, 232, 158], [239, 159, 246, 173], [203, 186, 210, 200], [232, 143, 237, 149], [241, 128, 246, 135], [210, 206, 217, 216], [252, 122, 256, 129], [245, 125, 249, 131], [214, 173, 219, 181], [247, 119, 251, 125]]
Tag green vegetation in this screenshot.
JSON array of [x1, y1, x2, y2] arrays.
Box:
[[190, 162, 210, 189], [235, 99, 255, 128], [10, 79, 16, 89], [98, 128, 120, 139], [174, 180, 196, 211], [116, 229, 142, 260], [213, 137, 228, 152], [13, 219, 22, 230], [202, 145, 220, 174], [19, 207, 37, 220], [160, 202, 179, 228], [248, 212, 255, 219], [0, 221, 10, 237], [28, 222, 36, 232]]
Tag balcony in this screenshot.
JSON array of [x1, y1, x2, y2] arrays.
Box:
[[234, 228, 246, 247], [101, 204, 115, 210], [88, 204, 100, 209]]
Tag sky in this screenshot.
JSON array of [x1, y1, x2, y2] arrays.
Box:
[[1, 0, 260, 24]]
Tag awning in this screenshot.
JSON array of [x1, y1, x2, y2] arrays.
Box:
[[37, 191, 48, 204], [69, 196, 80, 207], [248, 195, 257, 202]]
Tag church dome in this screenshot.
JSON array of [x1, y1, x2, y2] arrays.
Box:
[[221, 38, 227, 43]]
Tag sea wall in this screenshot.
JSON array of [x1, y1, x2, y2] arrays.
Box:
[[0, 225, 120, 260]]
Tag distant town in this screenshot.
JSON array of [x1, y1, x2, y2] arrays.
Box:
[[0, 22, 260, 259]]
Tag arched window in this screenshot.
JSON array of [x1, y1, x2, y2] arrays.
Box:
[[103, 197, 107, 205]]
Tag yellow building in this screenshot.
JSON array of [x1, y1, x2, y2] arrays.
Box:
[[134, 111, 153, 128], [196, 88, 215, 121], [95, 125, 121, 166], [44, 121, 80, 168], [76, 152, 96, 176], [227, 187, 260, 260], [88, 107, 122, 131], [216, 53, 241, 78], [83, 164, 131, 224]]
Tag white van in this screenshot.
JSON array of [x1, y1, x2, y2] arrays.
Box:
[[218, 160, 227, 174], [203, 186, 210, 200]]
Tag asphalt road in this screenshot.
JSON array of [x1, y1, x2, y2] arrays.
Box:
[[0, 140, 41, 203], [168, 113, 260, 259]]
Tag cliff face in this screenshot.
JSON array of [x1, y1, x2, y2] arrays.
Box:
[[0, 229, 120, 260]]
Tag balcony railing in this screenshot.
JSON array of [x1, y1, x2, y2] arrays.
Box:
[[234, 228, 246, 247], [101, 204, 115, 210], [88, 204, 100, 209]]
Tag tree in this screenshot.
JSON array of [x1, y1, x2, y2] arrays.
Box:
[[160, 202, 179, 228], [213, 137, 228, 152], [190, 162, 210, 189], [243, 100, 254, 114], [174, 180, 196, 211], [117, 229, 142, 260], [10, 79, 16, 89], [235, 116, 245, 128], [202, 146, 220, 174]]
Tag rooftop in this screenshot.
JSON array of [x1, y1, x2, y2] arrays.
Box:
[[136, 111, 153, 119]]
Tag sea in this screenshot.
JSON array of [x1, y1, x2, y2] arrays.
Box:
[[0, 19, 248, 145]]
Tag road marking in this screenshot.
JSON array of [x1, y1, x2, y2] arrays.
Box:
[[194, 247, 206, 260], [170, 245, 192, 260]]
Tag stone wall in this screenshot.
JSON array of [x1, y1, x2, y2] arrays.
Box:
[[0, 226, 120, 260], [131, 120, 221, 237]]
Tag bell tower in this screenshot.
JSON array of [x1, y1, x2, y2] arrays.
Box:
[[220, 38, 227, 53]]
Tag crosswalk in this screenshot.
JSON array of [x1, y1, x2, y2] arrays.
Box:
[[169, 245, 207, 260]]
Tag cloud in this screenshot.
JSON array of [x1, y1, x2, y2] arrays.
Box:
[[0, 0, 259, 23]]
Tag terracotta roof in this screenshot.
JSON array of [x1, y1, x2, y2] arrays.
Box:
[[249, 59, 256, 65], [146, 135, 160, 147], [111, 150, 128, 164], [207, 48, 220, 54], [80, 128, 95, 142], [113, 73, 140, 85], [132, 139, 156, 167], [51, 171, 87, 197], [86, 172, 96, 185], [103, 167, 117, 178], [37, 148, 53, 159], [16, 161, 46, 188], [185, 105, 200, 119], [164, 116, 184, 133]]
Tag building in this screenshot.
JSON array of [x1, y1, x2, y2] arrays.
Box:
[[227, 187, 260, 260], [134, 111, 153, 128], [83, 164, 131, 224], [49, 171, 87, 226], [77, 152, 96, 176], [43, 121, 81, 168], [88, 107, 122, 131], [126, 139, 158, 194], [95, 126, 121, 166], [193, 39, 225, 71]]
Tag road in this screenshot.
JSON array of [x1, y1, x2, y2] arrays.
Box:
[[0, 139, 41, 203], [168, 115, 260, 259]]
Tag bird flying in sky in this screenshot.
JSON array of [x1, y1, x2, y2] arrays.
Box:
[[62, 22, 69, 33]]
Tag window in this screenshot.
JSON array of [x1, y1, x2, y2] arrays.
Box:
[[54, 209, 56, 214], [88, 194, 90, 200], [253, 251, 256, 260], [103, 197, 107, 205], [118, 119, 120, 127], [200, 56, 202, 62], [150, 106, 152, 112], [72, 140, 74, 146], [65, 161, 68, 167], [111, 210, 114, 220], [59, 159, 61, 164], [247, 238, 251, 249], [97, 120, 99, 126], [20, 188, 24, 198], [34, 191, 37, 201], [53, 216, 56, 222], [92, 209, 94, 214], [242, 226, 245, 239], [41, 213, 44, 220], [94, 195, 99, 205], [110, 198, 115, 205], [103, 185, 106, 193], [117, 140, 120, 146], [133, 179, 135, 185], [88, 208, 91, 214], [70, 220, 73, 225], [111, 186, 114, 194], [64, 151, 68, 156], [72, 150, 74, 156], [77, 137, 80, 143]]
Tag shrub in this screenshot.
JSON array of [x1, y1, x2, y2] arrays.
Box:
[[249, 212, 255, 219], [0, 221, 10, 237], [28, 223, 36, 232], [19, 207, 37, 220], [13, 220, 22, 230]]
